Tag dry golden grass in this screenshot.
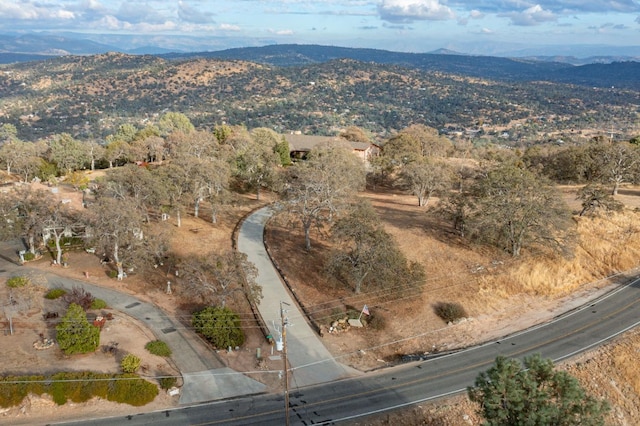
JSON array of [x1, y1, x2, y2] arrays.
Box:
[[267, 181, 640, 373]]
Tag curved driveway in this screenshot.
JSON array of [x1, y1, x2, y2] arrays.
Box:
[[0, 240, 266, 405], [237, 206, 359, 387]]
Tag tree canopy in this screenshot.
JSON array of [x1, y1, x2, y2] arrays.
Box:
[[467, 163, 573, 257], [468, 354, 609, 426], [326, 200, 425, 294], [56, 303, 101, 355], [283, 141, 366, 251]]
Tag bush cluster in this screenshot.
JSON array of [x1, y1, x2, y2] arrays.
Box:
[[23, 252, 36, 261], [63, 285, 95, 311], [121, 354, 142, 373], [6, 276, 29, 288], [192, 306, 245, 349], [434, 301, 468, 323], [145, 340, 172, 357], [367, 314, 387, 331], [0, 372, 158, 408], [45, 288, 67, 300], [158, 376, 177, 390], [90, 298, 107, 310]]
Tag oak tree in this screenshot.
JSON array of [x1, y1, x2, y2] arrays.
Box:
[[283, 141, 365, 251], [469, 163, 573, 257], [179, 251, 262, 307], [327, 200, 425, 294]]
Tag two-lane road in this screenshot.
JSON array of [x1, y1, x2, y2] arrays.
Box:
[[59, 278, 640, 425]]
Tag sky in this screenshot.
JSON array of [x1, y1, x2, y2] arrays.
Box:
[[0, 1, 639, 55]]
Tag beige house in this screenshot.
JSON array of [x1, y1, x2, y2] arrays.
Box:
[[283, 133, 380, 165]]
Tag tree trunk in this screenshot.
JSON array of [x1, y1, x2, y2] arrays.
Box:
[[612, 180, 620, 196], [91, 158, 95, 171], [256, 186, 261, 201], [194, 198, 201, 218], [304, 222, 312, 251], [113, 242, 125, 279], [29, 235, 36, 254], [176, 209, 181, 228], [54, 234, 63, 265]]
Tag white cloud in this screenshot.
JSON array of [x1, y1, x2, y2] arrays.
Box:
[[378, 0, 455, 23], [178, 1, 215, 24], [219, 23, 241, 31], [268, 29, 295, 35], [501, 4, 557, 26], [0, 1, 75, 20], [115, 3, 166, 25], [481, 27, 494, 34]]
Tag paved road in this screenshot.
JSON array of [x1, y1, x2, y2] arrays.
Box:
[[55, 276, 640, 425], [236, 206, 360, 387], [0, 241, 266, 405]]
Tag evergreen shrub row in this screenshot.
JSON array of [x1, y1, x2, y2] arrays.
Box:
[[0, 372, 158, 408]]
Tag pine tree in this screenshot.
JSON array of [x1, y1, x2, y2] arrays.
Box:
[[56, 303, 100, 355], [468, 354, 609, 426]]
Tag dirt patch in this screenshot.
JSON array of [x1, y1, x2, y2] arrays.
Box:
[[0, 280, 178, 425]]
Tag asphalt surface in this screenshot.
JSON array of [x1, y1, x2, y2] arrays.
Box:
[[52, 275, 640, 425], [0, 240, 266, 405]]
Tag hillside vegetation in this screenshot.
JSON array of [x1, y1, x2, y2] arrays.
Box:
[[0, 52, 637, 142]]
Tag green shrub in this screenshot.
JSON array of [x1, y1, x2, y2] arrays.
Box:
[[23, 252, 35, 261], [45, 288, 67, 300], [121, 354, 141, 373], [108, 270, 118, 279], [6, 276, 29, 288], [0, 372, 157, 408], [56, 303, 100, 355], [158, 376, 177, 390], [192, 306, 245, 349], [434, 301, 468, 323], [47, 237, 84, 249], [90, 298, 107, 310], [107, 374, 158, 406], [0, 375, 46, 408], [145, 340, 172, 357]]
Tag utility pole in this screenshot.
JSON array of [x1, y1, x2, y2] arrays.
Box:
[[280, 301, 290, 426]]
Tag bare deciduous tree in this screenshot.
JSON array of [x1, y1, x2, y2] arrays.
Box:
[[326, 200, 425, 294], [283, 141, 366, 251], [469, 163, 573, 257], [180, 251, 261, 307], [400, 158, 452, 207]]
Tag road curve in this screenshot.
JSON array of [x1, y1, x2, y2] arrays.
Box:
[[52, 205, 640, 425]]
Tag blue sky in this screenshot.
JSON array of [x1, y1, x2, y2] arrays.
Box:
[[0, 1, 639, 55]]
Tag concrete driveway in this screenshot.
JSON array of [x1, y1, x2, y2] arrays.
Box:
[[237, 206, 360, 388]]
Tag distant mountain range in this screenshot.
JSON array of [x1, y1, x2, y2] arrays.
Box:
[[1, 32, 639, 64], [0, 33, 638, 90]]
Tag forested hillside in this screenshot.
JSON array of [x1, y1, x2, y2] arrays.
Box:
[[0, 52, 637, 142]]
